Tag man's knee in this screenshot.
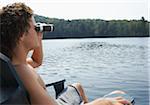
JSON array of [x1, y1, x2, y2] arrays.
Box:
[[72, 83, 82, 89], [71, 83, 83, 91]]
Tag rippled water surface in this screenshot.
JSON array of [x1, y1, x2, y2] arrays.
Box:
[[37, 38, 149, 105]]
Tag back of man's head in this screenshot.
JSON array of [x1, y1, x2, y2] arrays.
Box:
[[0, 2, 33, 59]]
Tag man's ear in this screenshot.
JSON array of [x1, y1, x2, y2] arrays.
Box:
[[19, 33, 26, 42]]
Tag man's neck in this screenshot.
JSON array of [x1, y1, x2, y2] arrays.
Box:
[[12, 45, 29, 65]]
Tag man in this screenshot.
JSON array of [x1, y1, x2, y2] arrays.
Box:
[[0, 2, 131, 105]]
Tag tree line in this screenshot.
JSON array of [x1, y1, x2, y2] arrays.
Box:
[[34, 15, 149, 39]]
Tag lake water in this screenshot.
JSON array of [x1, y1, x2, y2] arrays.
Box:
[[37, 38, 149, 105]]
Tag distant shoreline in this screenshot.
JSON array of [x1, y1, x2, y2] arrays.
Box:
[[35, 15, 149, 39], [43, 36, 149, 40]]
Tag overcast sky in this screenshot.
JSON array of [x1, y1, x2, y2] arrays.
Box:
[[0, 0, 149, 21]]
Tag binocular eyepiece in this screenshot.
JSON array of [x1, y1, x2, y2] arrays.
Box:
[[35, 23, 54, 32]]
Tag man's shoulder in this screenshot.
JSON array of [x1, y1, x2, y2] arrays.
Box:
[[14, 64, 37, 80], [14, 64, 40, 90]]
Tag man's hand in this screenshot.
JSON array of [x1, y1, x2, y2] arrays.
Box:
[[27, 32, 43, 68], [105, 97, 131, 105]]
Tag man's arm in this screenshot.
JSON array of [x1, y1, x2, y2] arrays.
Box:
[[15, 65, 58, 105], [27, 32, 43, 68]]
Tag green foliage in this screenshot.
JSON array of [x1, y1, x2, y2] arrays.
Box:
[[34, 14, 149, 38]]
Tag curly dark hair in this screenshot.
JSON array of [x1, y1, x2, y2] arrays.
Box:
[[0, 2, 33, 60]]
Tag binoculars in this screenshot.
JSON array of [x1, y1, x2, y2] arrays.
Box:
[[35, 23, 54, 32]]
